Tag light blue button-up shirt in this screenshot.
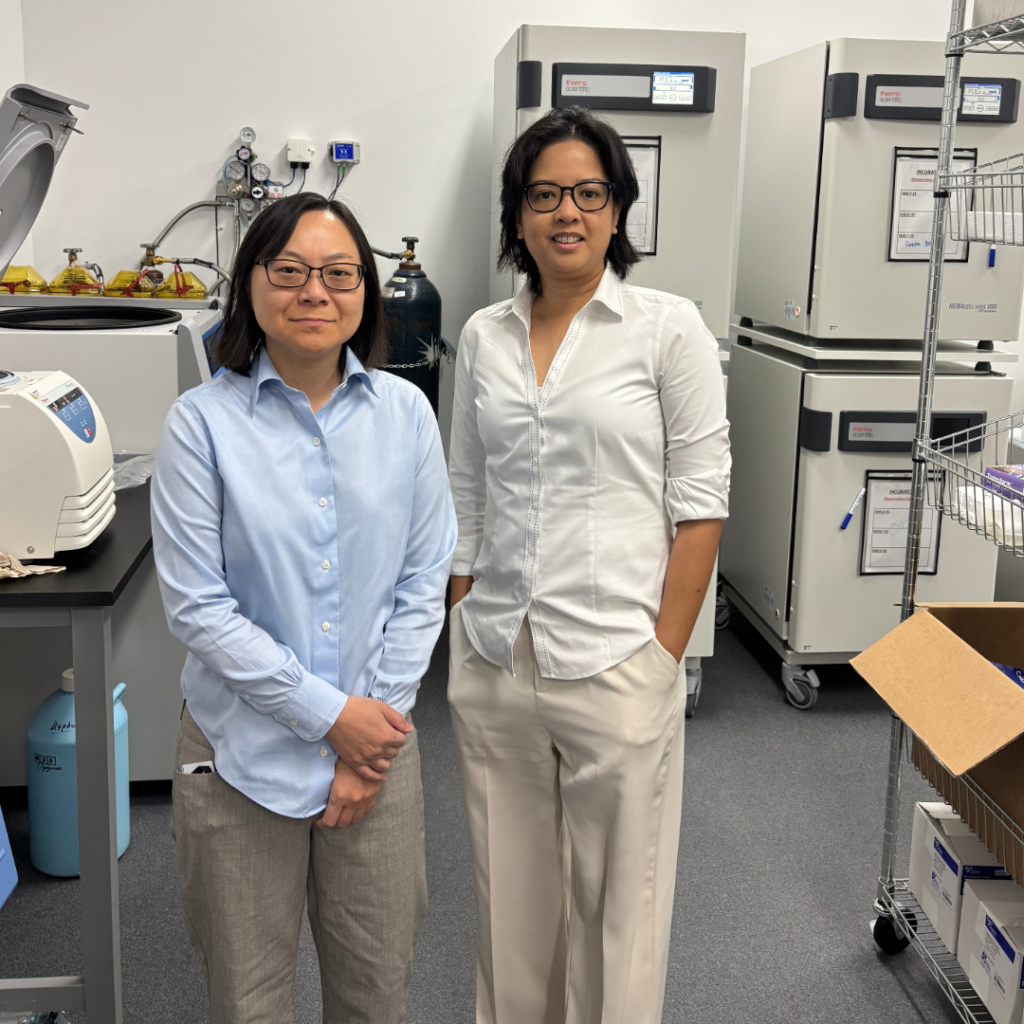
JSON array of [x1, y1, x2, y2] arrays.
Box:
[[151, 346, 456, 818]]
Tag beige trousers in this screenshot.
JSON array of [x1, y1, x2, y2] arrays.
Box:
[[172, 705, 427, 1024], [448, 603, 686, 1024]]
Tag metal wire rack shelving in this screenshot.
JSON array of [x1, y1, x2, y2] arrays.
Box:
[[871, 1, 1024, 1020]]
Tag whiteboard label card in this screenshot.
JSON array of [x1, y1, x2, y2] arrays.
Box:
[[889, 149, 975, 262], [652, 72, 694, 106], [861, 473, 940, 575], [623, 137, 661, 255]]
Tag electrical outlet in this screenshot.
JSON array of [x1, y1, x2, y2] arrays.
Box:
[[287, 137, 313, 165]]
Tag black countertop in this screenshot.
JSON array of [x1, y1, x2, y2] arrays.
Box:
[[0, 482, 153, 608]]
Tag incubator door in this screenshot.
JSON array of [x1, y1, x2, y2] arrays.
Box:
[[788, 371, 1011, 656]]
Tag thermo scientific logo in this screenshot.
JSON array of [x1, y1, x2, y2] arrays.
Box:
[[563, 79, 591, 93]]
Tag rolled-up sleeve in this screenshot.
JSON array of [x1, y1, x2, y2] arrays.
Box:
[[370, 393, 457, 713], [151, 399, 348, 742], [658, 300, 731, 525], [448, 324, 487, 575]]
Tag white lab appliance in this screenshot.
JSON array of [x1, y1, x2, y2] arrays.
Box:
[[735, 38, 1024, 342], [0, 304, 220, 454], [0, 80, 215, 786], [491, 25, 745, 342], [722, 38, 1024, 709], [491, 27, 744, 713], [0, 369, 115, 559]]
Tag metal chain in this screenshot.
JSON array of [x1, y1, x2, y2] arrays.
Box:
[[383, 358, 434, 369]]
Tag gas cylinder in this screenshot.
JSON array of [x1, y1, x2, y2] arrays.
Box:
[[25, 669, 130, 877], [380, 237, 453, 416]]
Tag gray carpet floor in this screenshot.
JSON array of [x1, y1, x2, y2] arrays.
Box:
[[0, 611, 965, 1023]]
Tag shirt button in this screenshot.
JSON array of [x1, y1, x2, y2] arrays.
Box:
[[319, 497, 327, 508], [289, 719, 298, 727], [320, 747, 328, 757], [243, 694, 251, 701], [322, 622, 331, 632], [322, 560, 330, 570], [313, 437, 321, 447]]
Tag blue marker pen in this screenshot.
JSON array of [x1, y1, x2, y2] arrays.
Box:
[[841, 487, 866, 531]]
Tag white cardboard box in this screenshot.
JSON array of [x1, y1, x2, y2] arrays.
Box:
[[908, 802, 1011, 953], [957, 879, 1024, 1024]]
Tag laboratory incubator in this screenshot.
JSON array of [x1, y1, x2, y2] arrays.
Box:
[[490, 25, 745, 342], [735, 37, 1024, 343], [722, 38, 1024, 709], [490, 26, 744, 713], [0, 369, 115, 560]]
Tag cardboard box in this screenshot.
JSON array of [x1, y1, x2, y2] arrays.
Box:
[[852, 604, 1024, 884], [909, 801, 1012, 953], [957, 879, 1024, 1024]]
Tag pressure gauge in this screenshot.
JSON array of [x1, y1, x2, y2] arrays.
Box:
[[240, 126, 256, 145], [237, 146, 252, 163], [225, 159, 246, 181], [251, 162, 271, 183], [240, 197, 256, 214]]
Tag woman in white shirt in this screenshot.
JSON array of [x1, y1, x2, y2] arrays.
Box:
[[447, 107, 730, 1024]]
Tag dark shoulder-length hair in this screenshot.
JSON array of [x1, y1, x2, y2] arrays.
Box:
[[497, 106, 642, 295], [213, 192, 387, 374]]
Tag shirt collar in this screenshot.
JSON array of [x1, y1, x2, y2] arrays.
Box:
[[249, 344, 378, 415], [507, 264, 625, 329]]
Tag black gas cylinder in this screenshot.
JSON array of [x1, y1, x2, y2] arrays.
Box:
[[381, 236, 451, 416]]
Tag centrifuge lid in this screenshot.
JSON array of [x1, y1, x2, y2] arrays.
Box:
[[0, 84, 89, 277], [0, 306, 182, 330]]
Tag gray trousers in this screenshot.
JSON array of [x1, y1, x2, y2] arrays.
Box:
[[172, 705, 427, 1024]]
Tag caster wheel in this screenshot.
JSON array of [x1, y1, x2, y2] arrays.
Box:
[[871, 913, 913, 954], [685, 668, 702, 719], [715, 593, 731, 630], [781, 664, 820, 710]]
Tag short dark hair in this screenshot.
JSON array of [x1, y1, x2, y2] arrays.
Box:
[[497, 106, 642, 295], [212, 192, 387, 374]]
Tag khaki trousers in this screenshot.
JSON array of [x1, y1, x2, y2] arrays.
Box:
[[447, 603, 686, 1024], [172, 705, 427, 1024]]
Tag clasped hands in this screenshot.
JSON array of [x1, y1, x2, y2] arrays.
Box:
[[316, 695, 413, 830]]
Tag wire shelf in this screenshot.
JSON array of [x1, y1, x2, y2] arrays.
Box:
[[944, 155, 1024, 245], [878, 883, 996, 1024], [906, 729, 1024, 885], [949, 15, 1024, 54], [921, 411, 1024, 556]]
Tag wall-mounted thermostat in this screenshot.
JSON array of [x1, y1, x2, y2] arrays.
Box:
[[329, 141, 361, 165]]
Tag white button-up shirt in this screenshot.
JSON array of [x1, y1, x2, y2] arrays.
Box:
[[448, 268, 730, 680]]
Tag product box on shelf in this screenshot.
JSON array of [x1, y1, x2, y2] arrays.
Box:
[[985, 465, 1024, 500], [909, 801, 1012, 954], [851, 604, 1024, 883], [956, 878, 1024, 1024]]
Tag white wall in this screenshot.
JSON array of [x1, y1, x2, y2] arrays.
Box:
[[16, 0, 967, 443]]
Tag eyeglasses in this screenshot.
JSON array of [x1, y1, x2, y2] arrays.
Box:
[[258, 259, 366, 291], [523, 181, 615, 213]]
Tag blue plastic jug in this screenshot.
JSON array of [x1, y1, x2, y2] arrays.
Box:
[[25, 669, 130, 877]]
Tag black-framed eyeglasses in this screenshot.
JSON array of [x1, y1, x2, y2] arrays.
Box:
[[523, 180, 615, 213], [258, 259, 366, 291]]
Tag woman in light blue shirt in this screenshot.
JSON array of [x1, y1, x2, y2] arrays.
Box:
[[152, 192, 456, 1024]]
